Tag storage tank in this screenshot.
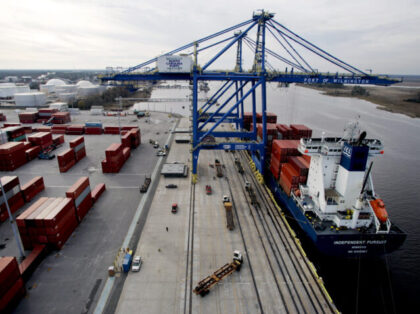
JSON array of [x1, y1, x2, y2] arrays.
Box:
[[58, 92, 76, 102], [76, 80, 94, 88], [77, 86, 99, 97], [0, 84, 30, 98], [40, 78, 66, 94], [14, 92, 47, 107], [55, 84, 77, 93], [157, 55, 193, 73]]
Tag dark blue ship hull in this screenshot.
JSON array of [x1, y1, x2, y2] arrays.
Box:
[[265, 173, 406, 258]]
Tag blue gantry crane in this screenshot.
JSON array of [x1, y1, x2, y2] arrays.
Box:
[[100, 10, 400, 182]]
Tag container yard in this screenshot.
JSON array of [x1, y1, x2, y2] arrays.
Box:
[[0, 109, 338, 313]]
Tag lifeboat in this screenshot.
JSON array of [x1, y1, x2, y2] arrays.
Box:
[[370, 199, 388, 223]]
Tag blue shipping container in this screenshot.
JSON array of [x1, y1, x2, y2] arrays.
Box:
[[85, 122, 103, 128], [122, 252, 133, 272]]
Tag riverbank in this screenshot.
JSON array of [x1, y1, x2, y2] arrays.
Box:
[[298, 84, 420, 118]]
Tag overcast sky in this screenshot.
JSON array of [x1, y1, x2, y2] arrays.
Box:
[[0, 0, 419, 74]]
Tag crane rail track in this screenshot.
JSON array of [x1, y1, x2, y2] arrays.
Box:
[[222, 149, 336, 313]]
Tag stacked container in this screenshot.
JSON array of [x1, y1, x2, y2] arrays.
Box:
[[57, 148, 76, 173], [37, 108, 57, 122], [91, 183, 106, 203], [52, 134, 65, 146], [51, 125, 68, 134], [23, 126, 32, 134], [276, 124, 293, 139], [16, 197, 78, 250], [27, 132, 53, 149], [66, 177, 93, 222], [121, 132, 131, 148], [85, 122, 103, 135], [290, 124, 312, 139], [21, 176, 45, 203], [66, 125, 84, 135], [103, 126, 120, 134], [18, 112, 38, 124], [0, 143, 27, 171], [35, 126, 51, 133], [279, 164, 301, 196], [102, 143, 125, 173], [271, 139, 301, 162], [266, 112, 277, 123], [129, 128, 141, 148], [69, 136, 86, 161], [0, 257, 26, 313], [25, 146, 41, 161], [2, 126, 26, 142], [52, 112, 71, 124], [0, 176, 25, 222]]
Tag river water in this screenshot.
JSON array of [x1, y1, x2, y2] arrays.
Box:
[[134, 83, 420, 313]]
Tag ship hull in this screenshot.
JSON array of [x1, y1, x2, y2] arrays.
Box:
[[266, 173, 406, 258]]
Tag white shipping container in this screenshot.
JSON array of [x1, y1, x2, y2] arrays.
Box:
[[157, 55, 192, 73]]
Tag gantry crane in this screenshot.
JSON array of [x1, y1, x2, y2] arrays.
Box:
[[100, 10, 400, 182]]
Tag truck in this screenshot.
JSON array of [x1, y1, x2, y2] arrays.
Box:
[[224, 201, 234, 230], [122, 250, 133, 273], [214, 159, 223, 177], [205, 185, 212, 195], [140, 175, 151, 193], [193, 251, 243, 297], [234, 158, 244, 174]]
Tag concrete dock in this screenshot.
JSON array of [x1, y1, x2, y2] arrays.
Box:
[[113, 117, 338, 314], [0, 111, 337, 313]]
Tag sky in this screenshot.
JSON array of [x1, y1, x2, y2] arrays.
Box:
[[0, 0, 419, 74]]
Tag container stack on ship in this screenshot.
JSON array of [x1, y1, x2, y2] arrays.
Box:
[[250, 114, 406, 258]]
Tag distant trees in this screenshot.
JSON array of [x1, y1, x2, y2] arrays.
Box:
[[351, 86, 369, 96], [72, 86, 152, 110]]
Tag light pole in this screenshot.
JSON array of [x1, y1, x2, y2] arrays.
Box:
[[118, 96, 122, 141], [0, 180, 25, 259]]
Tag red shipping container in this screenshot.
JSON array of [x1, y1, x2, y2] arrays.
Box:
[[21, 176, 45, 203], [279, 173, 298, 197], [66, 177, 90, 200], [24, 198, 56, 227], [266, 112, 277, 123], [0, 142, 25, 154], [59, 159, 76, 173], [269, 155, 284, 180], [282, 163, 300, 185], [45, 209, 77, 235], [0, 277, 25, 312], [34, 198, 64, 228], [18, 244, 47, 280], [123, 147, 131, 161], [85, 127, 102, 135], [52, 134, 65, 146], [288, 156, 309, 176], [91, 183, 106, 203], [0, 194, 25, 222], [25, 146, 41, 161], [69, 136, 84, 148], [271, 139, 300, 162], [74, 147, 86, 161], [44, 198, 75, 228], [57, 148, 76, 168], [16, 198, 49, 228], [103, 126, 120, 134], [0, 257, 20, 296], [121, 133, 131, 148]]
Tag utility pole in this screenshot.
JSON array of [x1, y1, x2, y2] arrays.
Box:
[[0, 180, 25, 259], [118, 96, 122, 141]]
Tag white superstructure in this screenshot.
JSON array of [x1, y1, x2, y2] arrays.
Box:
[[294, 133, 390, 233]]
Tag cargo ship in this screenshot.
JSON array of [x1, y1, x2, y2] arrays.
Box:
[[258, 120, 407, 258]]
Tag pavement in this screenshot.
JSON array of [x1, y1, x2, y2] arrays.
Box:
[[0, 109, 177, 314]]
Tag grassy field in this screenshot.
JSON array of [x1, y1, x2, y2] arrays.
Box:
[[300, 83, 420, 118]]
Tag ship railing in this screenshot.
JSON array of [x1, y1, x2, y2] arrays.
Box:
[[374, 215, 391, 234]]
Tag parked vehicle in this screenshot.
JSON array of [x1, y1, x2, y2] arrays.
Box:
[[171, 203, 178, 214], [131, 256, 142, 272]]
